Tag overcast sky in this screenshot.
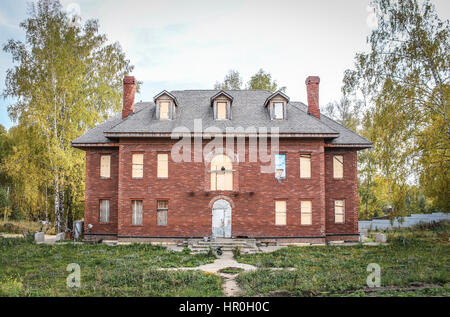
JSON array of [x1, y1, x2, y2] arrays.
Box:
[[0, 0, 448, 129]]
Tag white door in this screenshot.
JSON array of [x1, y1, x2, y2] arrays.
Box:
[[212, 200, 232, 238]]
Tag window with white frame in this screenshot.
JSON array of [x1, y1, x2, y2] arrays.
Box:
[[99, 199, 110, 223], [334, 200, 345, 223], [273, 102, 284, 119], [157, 200, 168, 226], [100, 155, 110, 178], [132, 200, 143, 225], [300, 200, 312, 225]]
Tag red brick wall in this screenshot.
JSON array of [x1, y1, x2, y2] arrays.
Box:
[[82, 138, 359, 240], [324, 148, 359, 238], [84, 147, 119, 235]]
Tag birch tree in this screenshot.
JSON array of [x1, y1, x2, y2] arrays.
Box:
[[343, 0, 449, 214], [2, 0, 135, 231]]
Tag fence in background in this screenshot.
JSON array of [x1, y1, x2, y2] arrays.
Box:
[[358, 213, 450, 231]]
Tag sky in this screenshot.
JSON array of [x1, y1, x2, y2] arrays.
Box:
[[0, 0, 449, 130]]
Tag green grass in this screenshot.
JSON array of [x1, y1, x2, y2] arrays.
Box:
[[0, 237, 220, 296], [235, 221, 450, 296]]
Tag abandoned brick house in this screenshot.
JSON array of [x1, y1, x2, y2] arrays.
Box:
[[72, 75, 371, 243]]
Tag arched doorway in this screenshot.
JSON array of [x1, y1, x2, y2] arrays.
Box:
[[212, 199, 232, 238]]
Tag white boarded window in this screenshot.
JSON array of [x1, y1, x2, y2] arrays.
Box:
[[333, 155, 344, 179], [274, 102, 283, 119], [275, 200, 287, 225], [300, 154, 311, 178], [132, 154, 144, 178], [217, 102, 227, 120], [210, 154, 233, 191], [132, 200, 143, 225], [157, 153, 168, 178], [100, 155, 111, 178], [160, 102, 170, 120], [157, 200, 168, 226], [301, 201, 312, 225], [99, 200, 110, 223], [335, 200, 345, 223]]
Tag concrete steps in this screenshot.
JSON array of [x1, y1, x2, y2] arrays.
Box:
[[186, 238, 259, 254]]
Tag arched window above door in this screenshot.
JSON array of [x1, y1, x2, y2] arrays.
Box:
[[210, 154, 233, 191]]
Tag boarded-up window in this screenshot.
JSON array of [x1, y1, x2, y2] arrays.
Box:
[[157, 153, 168, 178], [210, 154, 233, 191], [335, 200, 345, 223], [132, 200, 143, 225], [160, 102, 170, 119], [275, 154, 286, 178], [275, 200, 287, 225], [217, 102, 227, 120], [100, 155, 111, 178], [274, 102, 283, 119], [157, 200, 168, 226], [132, 154, 144, 178], [99, 199, 110, 223], [301, 201, 312, 225], [300, 154, 311, 178], [333, 155, 344, 178]]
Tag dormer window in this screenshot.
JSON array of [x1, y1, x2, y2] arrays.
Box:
[[211, 91, 233, 120], [153, 90, 178, 120], [273, 102, 284, 120], [264, 91, 290, 120]]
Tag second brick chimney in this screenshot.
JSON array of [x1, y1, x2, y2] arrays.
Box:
[[122, 76, 136, 119], [305, 76, 320, 119]]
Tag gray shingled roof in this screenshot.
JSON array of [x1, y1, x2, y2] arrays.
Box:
[[72, 90, 371, 148]]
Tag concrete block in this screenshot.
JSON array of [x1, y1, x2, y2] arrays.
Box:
[[375, 232, 387, 243], [34, 232, 44, 243], [55, 233, 65, 241]]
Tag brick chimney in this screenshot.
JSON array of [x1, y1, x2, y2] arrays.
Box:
[[305, 76, 320, 119], [122, 76, 136, 119]]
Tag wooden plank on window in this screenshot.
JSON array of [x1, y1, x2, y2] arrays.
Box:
[[333, 155, 344, 178], [300, 154, 311, 178], [217, 102, 226, 119], [100, 155, 110, 178], [300, 200, 312, 225], [224, 172, 233, 190], [132, 154, 144, 178], [160, 102, 169, 119], [275, 200, 287, 225], [157, 153, 168, 178]]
